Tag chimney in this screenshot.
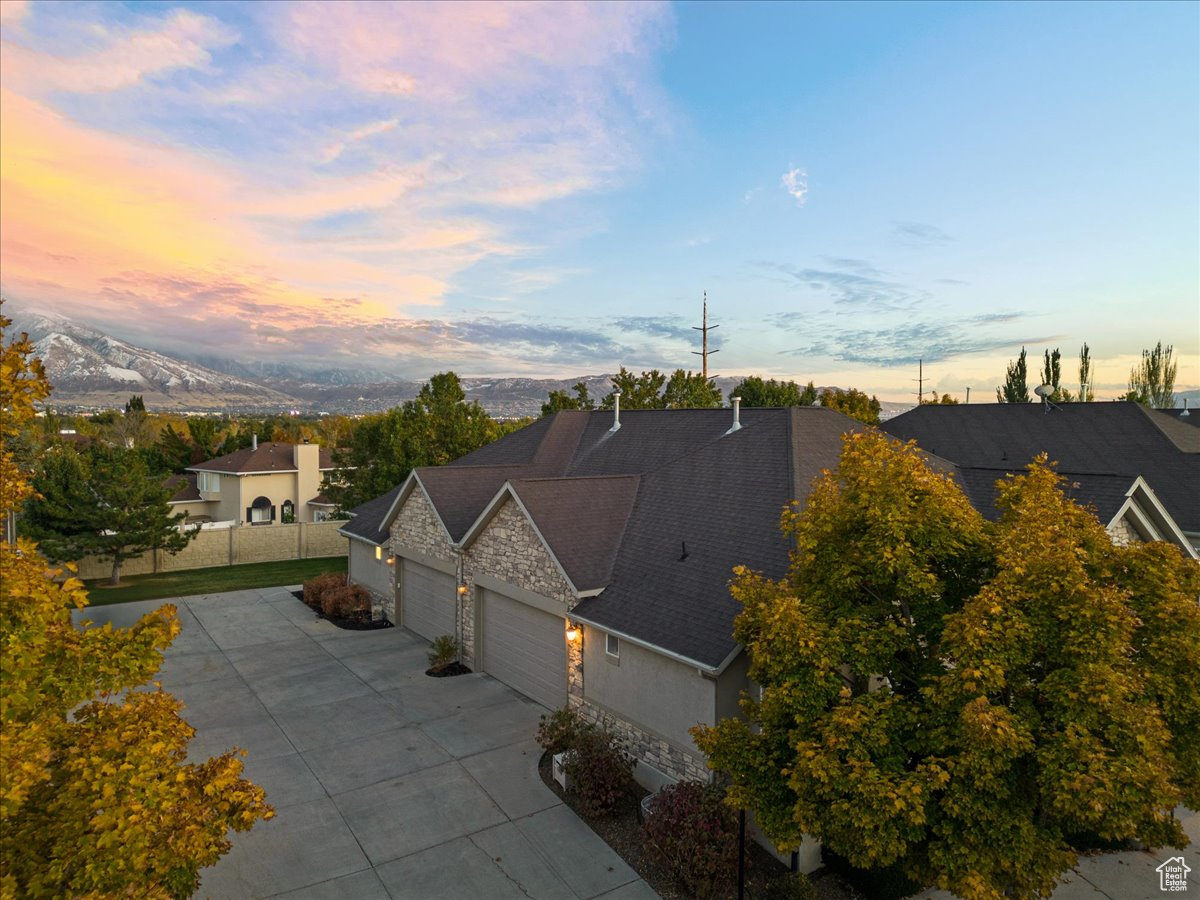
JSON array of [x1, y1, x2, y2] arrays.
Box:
[[252, 433, 258, 451], [725, 396, 742, 435], [609, 391, 622, 433]]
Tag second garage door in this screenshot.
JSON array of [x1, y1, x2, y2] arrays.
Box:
[[400, 559, 456, 642], [480, 588, 567, 709]]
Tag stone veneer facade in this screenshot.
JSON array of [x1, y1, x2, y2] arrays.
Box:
[[462, 497, 573, 670], [393, 486, 711, 785], [388, 486, 456, 628], [1107, 515, 1137, 547]]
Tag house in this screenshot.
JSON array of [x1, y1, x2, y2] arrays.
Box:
[[169, 436, 339, 525], [883, 401, 1199, 557], [346, 403, 865, 793]]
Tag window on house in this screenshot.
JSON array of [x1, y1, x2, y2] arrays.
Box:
[[248, 496, 274, 524], [197, 472, 220, 493], [605, 633, 620, 659]]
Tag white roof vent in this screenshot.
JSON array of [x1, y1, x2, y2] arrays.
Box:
[[725, 396, 742, 435], [609, 390, 622, 433]]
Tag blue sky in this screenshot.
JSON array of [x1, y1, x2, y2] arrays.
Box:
[[1, 0, 1196, 400]]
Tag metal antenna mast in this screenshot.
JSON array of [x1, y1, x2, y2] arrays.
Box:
[[913, 359, 925, 405], [691, 292, 719, 378]]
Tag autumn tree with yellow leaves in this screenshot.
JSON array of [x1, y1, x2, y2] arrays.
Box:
[[0, 309, 273, 898], [694, 430, 1200, 900]]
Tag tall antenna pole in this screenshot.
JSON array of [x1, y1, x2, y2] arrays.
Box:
[[913, 359, 924, 405], [691, 292, 719, 379]]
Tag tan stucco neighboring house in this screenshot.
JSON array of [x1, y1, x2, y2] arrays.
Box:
[[174, 437, 340, 525]]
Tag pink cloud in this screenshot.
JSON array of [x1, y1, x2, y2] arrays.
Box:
[[2, 8, 237, 94]]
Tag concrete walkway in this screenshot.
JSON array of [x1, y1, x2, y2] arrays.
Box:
[[77, 587, 658, 900]]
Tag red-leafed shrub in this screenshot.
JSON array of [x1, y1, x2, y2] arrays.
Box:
[[302, 572, 345, 611], [535, 706, 586, 755], [321, 583, 370, 619], [643, 781, 745, 900], [564, 728, 635, 818]]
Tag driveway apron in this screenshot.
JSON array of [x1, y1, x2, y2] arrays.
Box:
[[76, 587, 655, 900]]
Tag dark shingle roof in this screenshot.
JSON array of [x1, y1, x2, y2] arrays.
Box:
[[189, 442, 336, 474], [509, 476, 640, 592], [165, 473, 200, 503], [341, 484, 403, 544], [953, 467, 1136, 524], [572, 407, 862, 668], [883, 402, 1200, 534]]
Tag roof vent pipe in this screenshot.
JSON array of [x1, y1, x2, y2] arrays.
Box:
[[609, 391, 622, 433], [1182, 399, 1190, 419], [725, 396, 742, 435], [252, 434, 258, 451]]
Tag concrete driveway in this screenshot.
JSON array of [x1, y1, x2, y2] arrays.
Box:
[[78, 586, 657, 900]]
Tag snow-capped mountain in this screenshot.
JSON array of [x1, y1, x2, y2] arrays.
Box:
[[5, 310, 293, 410]]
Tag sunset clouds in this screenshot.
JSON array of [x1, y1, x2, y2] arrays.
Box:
[[2, 1, 673, 369], [1, 2, 1196, 398]]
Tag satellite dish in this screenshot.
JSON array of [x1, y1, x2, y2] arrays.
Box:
[[1034, 384, 1055, 399]]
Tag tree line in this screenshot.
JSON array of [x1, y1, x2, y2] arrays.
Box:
[[997, 341, 1179, 407]]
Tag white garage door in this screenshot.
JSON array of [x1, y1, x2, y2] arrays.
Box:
[[400, 559, 456, 642], [480, 588, 566, 709]]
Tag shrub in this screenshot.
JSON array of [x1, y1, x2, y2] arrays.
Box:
[[761, 872, 817, 900], [536, 706, 586, 755], [643, 780, 744, 900], [302, 572, 345, 611], [321, 583, 370, 619], [428, 634, 458, 670], [564, 728, 634, 818]]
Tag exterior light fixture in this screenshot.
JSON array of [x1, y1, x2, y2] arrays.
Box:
[[456, 580, 469, 596], [386, 554, 395, 566], [565, 621, 580, 642], [375, 546, 382, 561]]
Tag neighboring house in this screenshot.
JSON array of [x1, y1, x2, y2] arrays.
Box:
[[348, 404, 866, 792], [175, 436, 339, 525], [883, 401, 1199, 557]]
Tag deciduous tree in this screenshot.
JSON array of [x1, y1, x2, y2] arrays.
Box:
[[329, 371, 501, 509], [663, 369, 723, 409], [819, 387, 882, 425], [541, 381, 597, 416], [730, 376, 818, 407], [1124, 341, 1177, 409], [601, 367, 668, 410], [1, 311, 272, 898], [693, 431, 1199, 900]]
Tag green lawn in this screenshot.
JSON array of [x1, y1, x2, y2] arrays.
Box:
[[82, 556, 348, 606]]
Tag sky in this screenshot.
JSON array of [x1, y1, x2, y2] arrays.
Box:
[[1, 0, 1197, 402]]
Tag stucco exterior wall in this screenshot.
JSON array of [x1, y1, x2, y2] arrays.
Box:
[[578, 627, 714, 784], [169, 500, 212, 522], [75, 521, 347, 579], [349, 537, 394, 617]]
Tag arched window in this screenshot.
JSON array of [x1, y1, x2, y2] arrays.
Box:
[[247, 496, 274, 525]]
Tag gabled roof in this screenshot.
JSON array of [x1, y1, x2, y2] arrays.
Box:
[[188, 442, 336, 474], [459, 475, 640, 594], [340, 484, 403, 545], [883, 402, 1200, 534]]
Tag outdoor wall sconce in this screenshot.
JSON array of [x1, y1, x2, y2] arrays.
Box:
[[565, 621, 580, 642], [385, 554, 395, 566], [456, 580, 469, 596]]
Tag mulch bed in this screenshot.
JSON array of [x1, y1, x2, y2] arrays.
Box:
[[536, 752, 855, 900], [426, 662, 472, 677], [290, 590, 395, 631]]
